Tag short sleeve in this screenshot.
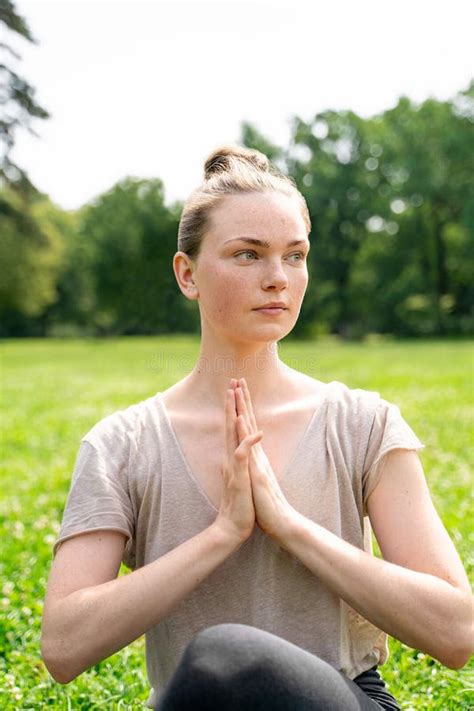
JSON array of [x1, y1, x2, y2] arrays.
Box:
[[53, 438, 135, 562], [362, 398, 425, 515]]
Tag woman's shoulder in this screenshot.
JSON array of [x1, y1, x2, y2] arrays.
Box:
[[296, 372, 382, 412], [325, 379, 381, 409], [298, 376, 390, 450], [82, 391, 160, 450]]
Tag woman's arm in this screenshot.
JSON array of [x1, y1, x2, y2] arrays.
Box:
[[276, 449, 473, 669], [43, 522, 243, 684], [43, 385, 261, 684]]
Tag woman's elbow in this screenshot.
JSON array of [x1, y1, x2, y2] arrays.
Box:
[[47, 667, 75, 685], [41, 640, 77, 685], [446, 631, 473, 670], [442, 603, 473, 669], [441, 646, 472, 670]]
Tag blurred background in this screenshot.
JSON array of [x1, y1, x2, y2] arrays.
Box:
[[1, 0, 473, 341], [1, 2, 474, 709]]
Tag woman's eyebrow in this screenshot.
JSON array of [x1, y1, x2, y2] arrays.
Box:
[[224, 237, 309, 249]]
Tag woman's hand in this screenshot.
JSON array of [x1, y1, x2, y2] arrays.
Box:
[[231, 378, 298, 541], [214, 387, 264, 545]]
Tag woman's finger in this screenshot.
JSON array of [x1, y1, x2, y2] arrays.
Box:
[[235, 386, 253, 435], [240, 378, 259, 432], [234, 414, 248, 461], [236, 412, 248, 441], [235, 417, 263, 461], [225, 388, 238, 456]]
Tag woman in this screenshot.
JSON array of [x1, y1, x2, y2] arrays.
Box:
[[42, 146, 472, 710]]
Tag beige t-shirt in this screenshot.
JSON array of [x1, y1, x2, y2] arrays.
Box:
[[53, 379, 425, 708]]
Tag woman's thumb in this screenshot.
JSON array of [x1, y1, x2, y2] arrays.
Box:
[[247, 430, 263, 445]]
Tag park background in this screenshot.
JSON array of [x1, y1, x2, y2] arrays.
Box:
[[1, 0, 473, 708]]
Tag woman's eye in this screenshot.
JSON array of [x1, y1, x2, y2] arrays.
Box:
[[234, 251, 306, 261], [235, 250, 257, 260], [287, 252, 307, 262]]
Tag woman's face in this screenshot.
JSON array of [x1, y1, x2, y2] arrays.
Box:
[[190, 191, 310, 345]]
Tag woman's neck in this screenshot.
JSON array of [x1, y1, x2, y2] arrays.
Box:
[[181, 342, 295, 412]]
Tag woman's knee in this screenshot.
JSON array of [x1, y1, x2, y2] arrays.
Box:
[[184, 623, 327, 688], [189, 622, 263, 650], [180, 622, 295, 694], [156, 625, 241, 709], [158, 625, 374, 711], [183, 623, 260, 675]]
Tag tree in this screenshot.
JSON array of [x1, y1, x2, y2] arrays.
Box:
[[285, 108, 375, 338], [78, 177, 196, 335], [0, 0, 49, 189], [0, 187, 65, 335], [276, 83, 474, 339]]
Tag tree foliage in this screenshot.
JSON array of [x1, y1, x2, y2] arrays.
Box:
[[282, 82, 474, 338], [0, 0, 49, 188], [66, 177, 196, 336], [0, 187, 65, 335], [0, 7, 472, 345], [0, 1, 61, 337]]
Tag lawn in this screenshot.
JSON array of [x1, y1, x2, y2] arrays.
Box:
[[0, 336, 473, 709]]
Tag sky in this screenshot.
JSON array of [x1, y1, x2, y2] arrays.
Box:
[[8, 0, 474, 211]]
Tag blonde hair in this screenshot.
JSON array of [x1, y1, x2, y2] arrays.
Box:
[[177, 145, 311, 261]]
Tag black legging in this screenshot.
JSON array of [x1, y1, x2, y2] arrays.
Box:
[[155, 623, 400, 710]]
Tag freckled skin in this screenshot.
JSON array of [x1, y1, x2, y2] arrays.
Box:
[[189, 191, 310, 345], [171, 189, 313, 412]]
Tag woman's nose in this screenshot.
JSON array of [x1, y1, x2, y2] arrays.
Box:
[[261, 262, 289, 289]]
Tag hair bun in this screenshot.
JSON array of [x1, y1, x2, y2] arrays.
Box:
[[204, 145, 270, 180]]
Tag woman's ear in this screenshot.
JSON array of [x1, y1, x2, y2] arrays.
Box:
[[173, 252, 199, 300]]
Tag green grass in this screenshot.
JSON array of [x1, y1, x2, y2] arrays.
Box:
[[0, 336, 473, 709]]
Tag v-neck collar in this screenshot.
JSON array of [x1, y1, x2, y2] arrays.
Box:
[[155, 386, 329, 513]]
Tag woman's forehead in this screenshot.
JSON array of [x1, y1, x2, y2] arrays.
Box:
[[208, 192, 305, 238]]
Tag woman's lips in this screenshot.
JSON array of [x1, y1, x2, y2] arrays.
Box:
[[254, 307, 286, 315]]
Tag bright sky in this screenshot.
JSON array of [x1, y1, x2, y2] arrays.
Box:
[[9, 0, 474, 211]]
